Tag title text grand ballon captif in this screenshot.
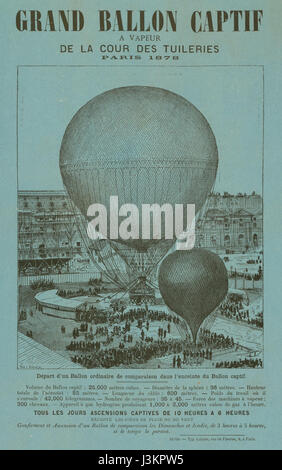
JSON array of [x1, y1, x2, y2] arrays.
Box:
[[16, 9, 263, 32]]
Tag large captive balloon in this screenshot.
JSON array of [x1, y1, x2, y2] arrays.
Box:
[[59, 86, 218, 253], [158, 248, 228, 342]]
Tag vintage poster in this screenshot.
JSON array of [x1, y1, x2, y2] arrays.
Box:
[[0, 0, 281, 453]]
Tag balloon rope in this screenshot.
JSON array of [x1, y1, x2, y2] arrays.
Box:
[[145, 242, 172, 278], [65, 193, 125, 288], [73, 171, 130, 287], [105, 276, 141, 302], [196, 180, 217, 248], [175, 318, 189, 341]]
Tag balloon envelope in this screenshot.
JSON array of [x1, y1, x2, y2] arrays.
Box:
[[60, 86, 218, 253], [158, 248, 228, 342]]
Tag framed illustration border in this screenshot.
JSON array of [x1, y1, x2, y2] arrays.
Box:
[[16, 64, 264, 371]]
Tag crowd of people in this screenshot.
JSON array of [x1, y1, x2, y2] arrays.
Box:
[[69, 333, 238, 369], [198, 329, 235, 349], [70, 338, 184, 368], [75, 308, 108, 324], [20, 282, 263, 369], [30, 279, 55, 290], [215, 358, 263, 368], [73, 306, 182, 329], [218, 298, 263, 328], [66, 311, 238, 368], [67, 339, 101, 353], [57, 287, 98, 298], [109, 307, 181, 326], [174, 348, 214, 368]]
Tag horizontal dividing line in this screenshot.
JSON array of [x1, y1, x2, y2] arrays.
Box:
[[17, 64, 264, 69], [180, 434, 246, 437]]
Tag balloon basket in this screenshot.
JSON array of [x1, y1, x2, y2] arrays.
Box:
[[128, 276, 156, 305]]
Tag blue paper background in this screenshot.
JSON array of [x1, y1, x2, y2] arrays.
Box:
[[0, 0, 281, 450]]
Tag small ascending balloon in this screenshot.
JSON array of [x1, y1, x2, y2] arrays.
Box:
[[158, 248, 228, 343]]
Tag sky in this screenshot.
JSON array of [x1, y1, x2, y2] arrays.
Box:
[[18, 65, 263, 194]]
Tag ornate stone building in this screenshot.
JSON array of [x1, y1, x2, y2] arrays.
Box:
[[18, 191, 85, 275], [196, 192, 263, 252]]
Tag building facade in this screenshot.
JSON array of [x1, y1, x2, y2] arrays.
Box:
[[196, 192, 263, 252], [18, 190, 87, 275], [18, 190, 263, 275]]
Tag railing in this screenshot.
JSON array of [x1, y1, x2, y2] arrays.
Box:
[[228, 277, 262, 290], [18, 271, 102, 286], [18, 271, 262, 290]]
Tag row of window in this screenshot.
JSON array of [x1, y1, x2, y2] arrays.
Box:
[[198, 234, 259, 245], [22, 242, 81, 248]]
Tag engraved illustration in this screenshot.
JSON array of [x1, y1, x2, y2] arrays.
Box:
[[17, 70, 263, 370]]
